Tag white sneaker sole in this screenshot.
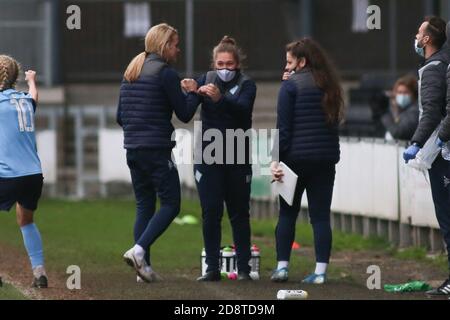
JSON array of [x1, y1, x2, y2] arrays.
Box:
[[123, 252, 152, 283], [303, 278, 325, 284]]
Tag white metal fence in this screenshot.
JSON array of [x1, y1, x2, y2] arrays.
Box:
[[96, 129, 441, 228], [35, 107, 59, 195]]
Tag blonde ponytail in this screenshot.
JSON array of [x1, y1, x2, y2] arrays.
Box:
[[123, 52, 147, 83], [123, 23, 178, 82]]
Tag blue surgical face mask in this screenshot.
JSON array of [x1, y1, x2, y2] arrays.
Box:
[[396, 94, 412, 109], [217, 69, 236, 82], [414, 39, 425, 57]]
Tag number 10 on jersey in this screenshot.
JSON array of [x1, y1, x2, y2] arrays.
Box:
[[10, 98, 34, 132]]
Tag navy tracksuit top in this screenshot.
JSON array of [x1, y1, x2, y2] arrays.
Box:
[[187, 71, 257, 164], [276, 69, 340, 164], [117, 53, 197, 149]]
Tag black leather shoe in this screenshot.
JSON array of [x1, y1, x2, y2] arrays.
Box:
[[237, 272, 252, 281], [426, 278, 450, 297], [31, 275, 48, 288], [196, 271, 221, 282]]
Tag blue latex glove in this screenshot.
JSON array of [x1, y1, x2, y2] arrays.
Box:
[[436, 137, 445, 148], [403, 145, 420, 163]]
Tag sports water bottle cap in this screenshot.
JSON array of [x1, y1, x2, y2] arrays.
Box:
[[222, 250, 234, 257], [227, 272, 238, 280]]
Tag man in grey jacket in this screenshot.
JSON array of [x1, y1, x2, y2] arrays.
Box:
[[439, 24, 450, 144], [403, 16, 450, 297]]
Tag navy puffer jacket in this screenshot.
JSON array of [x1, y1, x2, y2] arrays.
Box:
[[275, 69, 340, 164], [117, 53, 197, 149]]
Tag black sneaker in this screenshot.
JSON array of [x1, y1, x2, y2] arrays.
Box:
[[426, 279, 450, 297], [196, 271, 221, 282], [237, 272, 252, 281], [31, 275, 48, 289]]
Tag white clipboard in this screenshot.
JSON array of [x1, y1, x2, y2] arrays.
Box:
[[273, 162, 298, 206]]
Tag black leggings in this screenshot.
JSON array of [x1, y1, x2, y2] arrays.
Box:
[[127, 148, 181, 266], [428, 155, 450, 270], [275, 161, 335, 263], [195, 163, 252, 273]]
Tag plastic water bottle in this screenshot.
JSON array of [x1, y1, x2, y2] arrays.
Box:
[[249, 271, 260, 280], [221, 247, 235, 273], [277, 290, 308, 300], [250, 245, 260, 277], [201, 248, 207, 276], [442, 142, 450, 161], [231, 245, 237, 271]]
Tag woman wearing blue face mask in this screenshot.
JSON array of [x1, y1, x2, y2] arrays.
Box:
[[381, 75, 419, 141], [181, 36, 257, 282]]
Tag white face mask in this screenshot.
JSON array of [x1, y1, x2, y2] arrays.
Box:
[[217, 69, 236, 82], [414, 39, 425, 57]]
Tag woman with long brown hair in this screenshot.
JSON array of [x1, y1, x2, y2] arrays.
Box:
[[270, 38, 344, 284]]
